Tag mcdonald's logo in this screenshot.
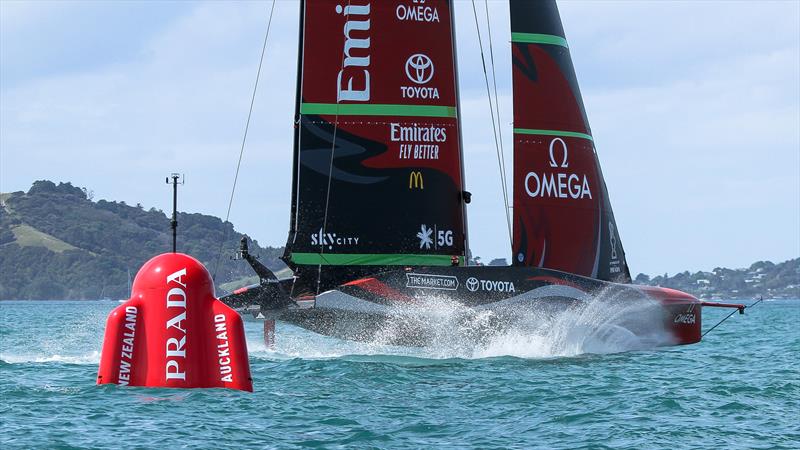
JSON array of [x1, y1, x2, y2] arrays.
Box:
[[409, 171, 424, 189]]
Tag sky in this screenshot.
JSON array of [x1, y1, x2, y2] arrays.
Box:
[[1, 0, 798, 276]]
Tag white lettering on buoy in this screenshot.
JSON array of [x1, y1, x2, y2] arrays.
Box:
[[214, 314, 233, 383], [165, 268, 188, 381], [118, 305, 138, 385]]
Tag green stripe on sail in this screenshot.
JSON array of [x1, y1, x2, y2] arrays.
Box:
[[290, 253, 464, 266], [300, 103, 457, 118], [514, 128, 593, 141], [511, 32, 569, 48]]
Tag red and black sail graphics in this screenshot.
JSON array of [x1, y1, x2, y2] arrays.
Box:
[[510, 0, 630, 282], [285, 0, 466, 279]]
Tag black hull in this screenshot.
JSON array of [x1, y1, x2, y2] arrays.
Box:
[[224, 265, 704, 347]]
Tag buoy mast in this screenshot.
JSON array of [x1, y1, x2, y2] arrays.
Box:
[[166, 173, 183, 253]]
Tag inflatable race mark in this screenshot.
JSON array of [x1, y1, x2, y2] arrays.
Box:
[[97, 253, 253, 392]]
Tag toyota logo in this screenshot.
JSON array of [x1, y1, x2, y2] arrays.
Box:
[[466, 277, 479, 292], [405, 54, 434, 85]]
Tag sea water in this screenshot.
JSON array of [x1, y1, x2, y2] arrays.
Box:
[[1, 299, 798, 449]]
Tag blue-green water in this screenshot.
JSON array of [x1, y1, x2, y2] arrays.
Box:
[[1, 299, 798, 449]]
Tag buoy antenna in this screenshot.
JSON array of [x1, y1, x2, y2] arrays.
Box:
[[166, 173, 184, 253]]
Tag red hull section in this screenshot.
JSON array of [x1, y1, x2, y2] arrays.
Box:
[[636, 286, 702, 345], [97, 253, 253, 392]]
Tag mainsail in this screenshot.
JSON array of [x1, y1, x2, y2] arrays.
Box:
[[285, 0, 468, 292], [510, 0, 631, 282]]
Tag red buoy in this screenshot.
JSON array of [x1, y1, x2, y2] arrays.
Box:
[[97, 253, 253, 392]]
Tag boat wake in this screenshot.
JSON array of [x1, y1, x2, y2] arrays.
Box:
[[0, 304, 107, 365], [248, 288, 674, 361], [0, 290, 673, 366], [0, 351, 101, 365]]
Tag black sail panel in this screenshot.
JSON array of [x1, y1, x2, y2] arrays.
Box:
[[510, 0, 631, 282], [284, 1, 467, 292]]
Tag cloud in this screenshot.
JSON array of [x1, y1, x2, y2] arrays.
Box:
[[1, 1, 299, 236], [1, 0, 798, 275]]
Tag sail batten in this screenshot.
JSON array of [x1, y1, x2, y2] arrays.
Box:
[[514, 128, 594, 141], [510, 32, 568, 48], [290, 253, 464, 266], [300, 103, 458, 118]]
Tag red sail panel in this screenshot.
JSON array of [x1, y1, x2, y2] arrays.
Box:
[[510, 0, 630, 282], [286, 0, 466, 281], [513, 134, 600, 276]]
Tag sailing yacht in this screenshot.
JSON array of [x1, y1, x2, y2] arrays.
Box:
[[222, 0, 735, 347]]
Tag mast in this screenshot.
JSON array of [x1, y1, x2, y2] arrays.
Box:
[[509, 0, 631, 282], [166, 173, 182, 253], [285, 0, 307, 261], [450, 0, 470, 264]]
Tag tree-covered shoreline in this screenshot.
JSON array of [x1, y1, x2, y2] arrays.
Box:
[[1, 180, 797, 300], [0, 180, 283, 300]]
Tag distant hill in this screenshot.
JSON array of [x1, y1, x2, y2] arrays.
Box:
[[2, 180, 797, 300], [633, 259, 799, 300], [472, 258, 798, 299], [0, 180, 284, 300]]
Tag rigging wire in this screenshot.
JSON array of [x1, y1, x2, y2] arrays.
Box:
[[316, 0, 353, 295], [701, 297, 762, 338], [471, 0, 513, 250], [212, 0, 276, 281], [483, 0, 511, 234]]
